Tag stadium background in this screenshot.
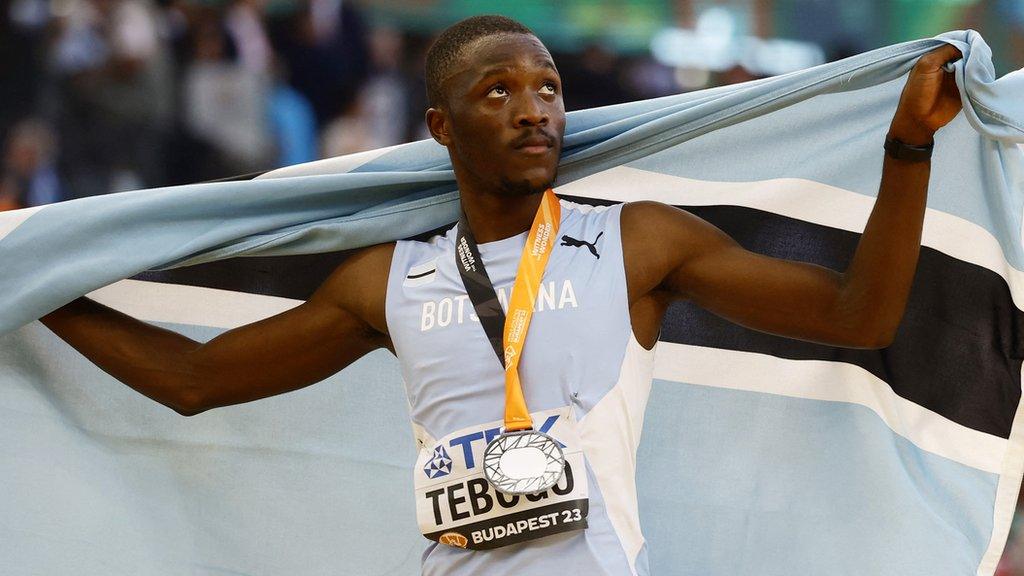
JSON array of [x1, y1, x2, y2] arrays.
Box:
[[1, 0, 1022, 572]]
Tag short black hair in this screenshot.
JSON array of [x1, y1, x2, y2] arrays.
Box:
[[425, 14, 536, 109]]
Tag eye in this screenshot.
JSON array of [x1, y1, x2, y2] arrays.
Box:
[[540, 81, 558, 95], [487, 85, 508, 98]]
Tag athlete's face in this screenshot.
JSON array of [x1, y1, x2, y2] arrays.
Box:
[[427, 33, 565, 197]]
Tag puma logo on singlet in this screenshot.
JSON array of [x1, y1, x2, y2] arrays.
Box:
[[560, 232, 603, 259]]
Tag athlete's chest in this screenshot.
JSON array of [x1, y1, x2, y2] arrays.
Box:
[[397, 242, 617, 347], [393, 247, 627, 418]]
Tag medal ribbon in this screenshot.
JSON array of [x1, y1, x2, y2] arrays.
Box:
[[455, 188, 561, 432]]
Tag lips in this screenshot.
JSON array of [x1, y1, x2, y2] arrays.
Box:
[[513, 133, 555, 155], [517, 144, 552, 155]]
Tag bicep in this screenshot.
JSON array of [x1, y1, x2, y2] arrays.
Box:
[[625, 202, 865, 347], [666, 239, 859, 344]]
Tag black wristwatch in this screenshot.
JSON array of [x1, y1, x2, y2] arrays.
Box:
[[884, 136, 934, 162]]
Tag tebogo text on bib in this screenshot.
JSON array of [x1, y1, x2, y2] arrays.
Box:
[[414, 405, 589, 550]]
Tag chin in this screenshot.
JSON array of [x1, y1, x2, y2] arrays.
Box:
[[497, 178, 552, 197], [498, 167, 558, 197]]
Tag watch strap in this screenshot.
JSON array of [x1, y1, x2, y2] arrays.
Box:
[[884, 136, 934, 162]]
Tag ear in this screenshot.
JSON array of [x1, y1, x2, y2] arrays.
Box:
[[425, 107, 452, 147]]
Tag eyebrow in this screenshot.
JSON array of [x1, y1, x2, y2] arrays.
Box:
[[474, 59, 558, 83]]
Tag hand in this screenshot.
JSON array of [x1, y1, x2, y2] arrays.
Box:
[[888, 43, 964, 145]]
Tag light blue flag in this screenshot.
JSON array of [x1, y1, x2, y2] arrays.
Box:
[[1, 29, 1022, 575]]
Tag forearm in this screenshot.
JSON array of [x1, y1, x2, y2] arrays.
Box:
[[840, 128, 933, 344], [840, 43, 963, 344], [40, 297, 202, 414], [41, 289, 387, 416]]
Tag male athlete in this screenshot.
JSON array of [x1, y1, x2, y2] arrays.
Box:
[[41, 14, 963, 576]]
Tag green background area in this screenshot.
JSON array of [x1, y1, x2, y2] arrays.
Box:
[[356, 0, 1020, 75]]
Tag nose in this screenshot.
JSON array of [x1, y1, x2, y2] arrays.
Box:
[[513, 91, 549, 127]]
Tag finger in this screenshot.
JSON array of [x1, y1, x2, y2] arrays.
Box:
[[942, 67, 961, 100], [922, 43, 964, 67]]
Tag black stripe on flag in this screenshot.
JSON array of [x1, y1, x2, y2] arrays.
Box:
[[133, 196, 1023, 439], [133, 224, 452, 300], [661, 204, 1023, 440]]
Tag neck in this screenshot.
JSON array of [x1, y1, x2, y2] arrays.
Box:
[[460, 188, 546, 244]]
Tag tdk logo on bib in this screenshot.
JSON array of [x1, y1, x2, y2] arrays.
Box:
[[424, 445, 453, 479], [437, 415, 561, 475]]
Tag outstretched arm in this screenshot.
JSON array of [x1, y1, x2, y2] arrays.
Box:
[[40, 243, 395, 416], [622, 43, 963, 349]]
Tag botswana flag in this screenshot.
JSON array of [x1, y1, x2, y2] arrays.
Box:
[[2, 30, 1022, 575]]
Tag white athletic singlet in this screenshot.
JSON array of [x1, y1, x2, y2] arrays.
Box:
[[385, 199, 656, 575]]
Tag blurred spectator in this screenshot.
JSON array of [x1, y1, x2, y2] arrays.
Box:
[[560, 41, 629, 111], [268, 59, 318, 167], [0, 119, 65, 211], [320, 96, 372, 158], [181, 15, 273, 173], [50, 0, 174, 196], [2, 0, 51, 138], [716, 63, 762, 86], [620, 55, 681, 100], [269, 0, 370, 126], [321, 25, 409, 156], [224, 0, 273, 74], [402, 32, 434, 143]]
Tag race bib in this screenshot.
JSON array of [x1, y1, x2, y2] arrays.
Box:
[[414, 405, 589, 550]]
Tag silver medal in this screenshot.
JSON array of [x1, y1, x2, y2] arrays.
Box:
[[483, 429, 565, 495]]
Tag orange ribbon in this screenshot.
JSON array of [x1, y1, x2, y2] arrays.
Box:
[[502, 188, 561, 431]]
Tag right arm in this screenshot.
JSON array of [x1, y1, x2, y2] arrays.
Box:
[[39, 243, 396, 416]]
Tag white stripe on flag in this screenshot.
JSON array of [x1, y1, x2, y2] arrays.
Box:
[[0, 205, 45, 243], [558, 166, 1024, 310], [86, 279, 301, 329], [975, 368, 1024, 576], [652, 342, 1006, 475]]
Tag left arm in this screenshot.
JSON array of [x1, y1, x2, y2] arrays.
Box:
[[623, 43, 963, 349]]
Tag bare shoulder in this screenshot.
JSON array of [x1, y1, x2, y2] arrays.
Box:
[[310, 242, 396, 337], [619, 200, 736, 300], [620, 200, 714, 243]]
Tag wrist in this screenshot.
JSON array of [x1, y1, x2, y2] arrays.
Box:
[[887, 118, 935, 147]]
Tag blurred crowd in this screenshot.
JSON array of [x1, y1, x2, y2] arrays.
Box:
[[0, 0, 770, 210], [3, 0, 410, 206]]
